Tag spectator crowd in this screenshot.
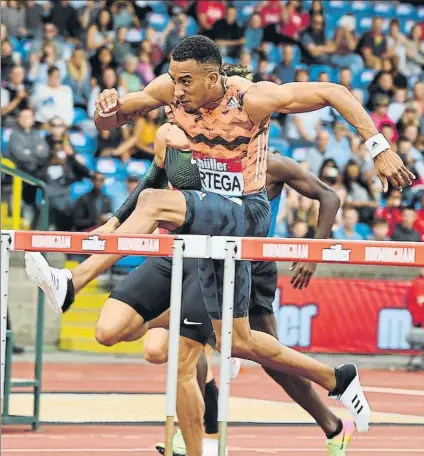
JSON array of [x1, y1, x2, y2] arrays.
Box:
[[1, 0, 424, 244]]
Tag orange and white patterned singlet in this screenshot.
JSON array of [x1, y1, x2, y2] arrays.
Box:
[[171, 84, 270, 197]]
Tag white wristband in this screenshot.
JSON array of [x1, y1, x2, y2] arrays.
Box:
[[98, 110, 117, 118], [365, 133, 390, 159]]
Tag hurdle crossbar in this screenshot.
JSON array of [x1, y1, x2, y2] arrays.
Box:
[[2, 230, 424, 452]]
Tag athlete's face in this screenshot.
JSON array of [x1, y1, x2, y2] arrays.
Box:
[[169, 59, 219, 113]]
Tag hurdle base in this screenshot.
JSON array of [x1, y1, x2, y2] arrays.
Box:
[[164, 415, 175, 456], [218, 421, 228, 456]]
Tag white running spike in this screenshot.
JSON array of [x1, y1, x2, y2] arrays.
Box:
[[25, 252, 70, 314], [334, 365, 371, 433]]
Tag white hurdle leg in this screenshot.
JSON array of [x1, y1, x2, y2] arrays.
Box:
[[165, 238, 185, 456], [218, 241, 237, 456], [1, 234, 11, 401]]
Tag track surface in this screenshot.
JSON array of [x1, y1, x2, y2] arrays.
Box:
[[2, 362, 424, 455]]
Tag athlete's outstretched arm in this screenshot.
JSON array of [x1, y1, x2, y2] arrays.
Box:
[[245, 81, 414, 192], [268, 154, 340, 289], [94, 74, 174, 131]]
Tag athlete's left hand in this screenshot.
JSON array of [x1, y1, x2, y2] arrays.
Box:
[[290, 262, 317, 290]]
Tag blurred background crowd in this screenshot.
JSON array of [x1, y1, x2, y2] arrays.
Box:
[[1, 0, 424, 245]]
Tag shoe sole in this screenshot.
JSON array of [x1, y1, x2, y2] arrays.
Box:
[[25, 252, 63, 314], [339, 365, 370, 433], [155, 444, 185, 456]]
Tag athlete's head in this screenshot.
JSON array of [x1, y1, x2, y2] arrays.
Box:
[[169, 35, 222, 113]]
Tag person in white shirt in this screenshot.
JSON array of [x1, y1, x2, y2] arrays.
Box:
[[31, 66, 74, 127]]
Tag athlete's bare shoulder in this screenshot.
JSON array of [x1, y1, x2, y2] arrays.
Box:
[[227, 75, 254, 92]]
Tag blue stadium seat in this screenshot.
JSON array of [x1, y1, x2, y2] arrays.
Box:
[[151, 1, 167, 14], [372, 2, 395, 18], [186, 16, 198, 36], [1, 128, 12, 157], [125, 159, 151, 178], [269, 122, 282, 139], [147, 12, 170, 32], [75, 153, 95, 171], [309, 65, 336, 82], [114, 255, 146, 272], [72, 107, 88, 126], [266, 43, 282, 65], [419, 7, 424, 20], [95, 157, 127, 178], [238, 4, 256, 24], [326, 0, 351, 14], [269, 138, 290, 156], [395, 3, 418, 21], [103, 178, 126, 200], [359, 69, 377, 88], [70, 179, 93, 201], [356, 223, 371, 239], [19, 39, 31, 63], [222, 56, 236, 65], [69, 131, 97, 156], [351, 1, 370, 13], [403, 20, 417, 36], [357, 16, 373, 35]]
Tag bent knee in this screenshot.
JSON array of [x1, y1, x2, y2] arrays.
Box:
[[136, 188, 160, 215], [95, 325, 120, 347], [215, 336, 251, 358], [144, 344, 168, 364]]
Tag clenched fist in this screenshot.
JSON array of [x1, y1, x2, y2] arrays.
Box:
[[95, 88, 124, 117]]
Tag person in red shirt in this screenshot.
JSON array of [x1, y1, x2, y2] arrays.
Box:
[[374, 188, 403, 236], [280, 0, 308, 38], [256, 0, 284, 27], [407, 269, 424, 327], [370, 95, 398, 143], [196, 0, 226, 32]]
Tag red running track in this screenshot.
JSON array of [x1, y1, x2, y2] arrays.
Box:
[[2, 363, 424, 455]]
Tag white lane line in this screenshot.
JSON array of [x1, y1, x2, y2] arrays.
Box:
[[2, 449, 424, 453], [363, 387, 424, 396]]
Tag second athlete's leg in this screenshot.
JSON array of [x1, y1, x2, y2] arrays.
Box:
[[249, 313, 341, 436]]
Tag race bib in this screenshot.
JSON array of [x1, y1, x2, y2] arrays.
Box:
[[192, 152, 244, 197]]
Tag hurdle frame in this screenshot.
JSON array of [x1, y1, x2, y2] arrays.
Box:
[[2, 230, 424, 453]]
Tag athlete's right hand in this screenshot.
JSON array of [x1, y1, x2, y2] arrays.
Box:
[[95, 89, 124, 116], [90, 216, 120, 235]]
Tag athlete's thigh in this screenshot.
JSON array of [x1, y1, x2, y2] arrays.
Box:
[[97, 298, 143, 335], [179, 190, 270, 237], [249, 261, 278, 317], [109, 257, 172, 322], [180, 259, 214, 345]]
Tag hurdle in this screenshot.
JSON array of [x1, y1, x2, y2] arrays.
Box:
[[2, 230, 424, 456]]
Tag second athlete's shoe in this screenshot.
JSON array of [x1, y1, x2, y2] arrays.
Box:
[[326, 419, 356, 456]]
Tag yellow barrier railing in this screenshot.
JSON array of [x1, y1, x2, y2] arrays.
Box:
[[1, 158, 22, 229]]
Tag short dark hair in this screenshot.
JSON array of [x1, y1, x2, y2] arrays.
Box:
[[48, 65, 59, 76], [171, 35, 222, 68], [373, 218, 389, 227]]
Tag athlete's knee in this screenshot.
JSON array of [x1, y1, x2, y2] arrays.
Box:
[[177, 339, 203, 383], [95, 323, 120, 347], [215, 320, 252, 358], [144, 343, 168, 364], [136, 188, 161, 217]]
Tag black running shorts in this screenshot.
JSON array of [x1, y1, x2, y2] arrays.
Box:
[[178, 189, 270, 320], [110, 257, 213, 345]]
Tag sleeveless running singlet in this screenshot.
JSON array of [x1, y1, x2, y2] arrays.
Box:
[[171, 85, 270, 197], [164, 147, 281, 238]]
